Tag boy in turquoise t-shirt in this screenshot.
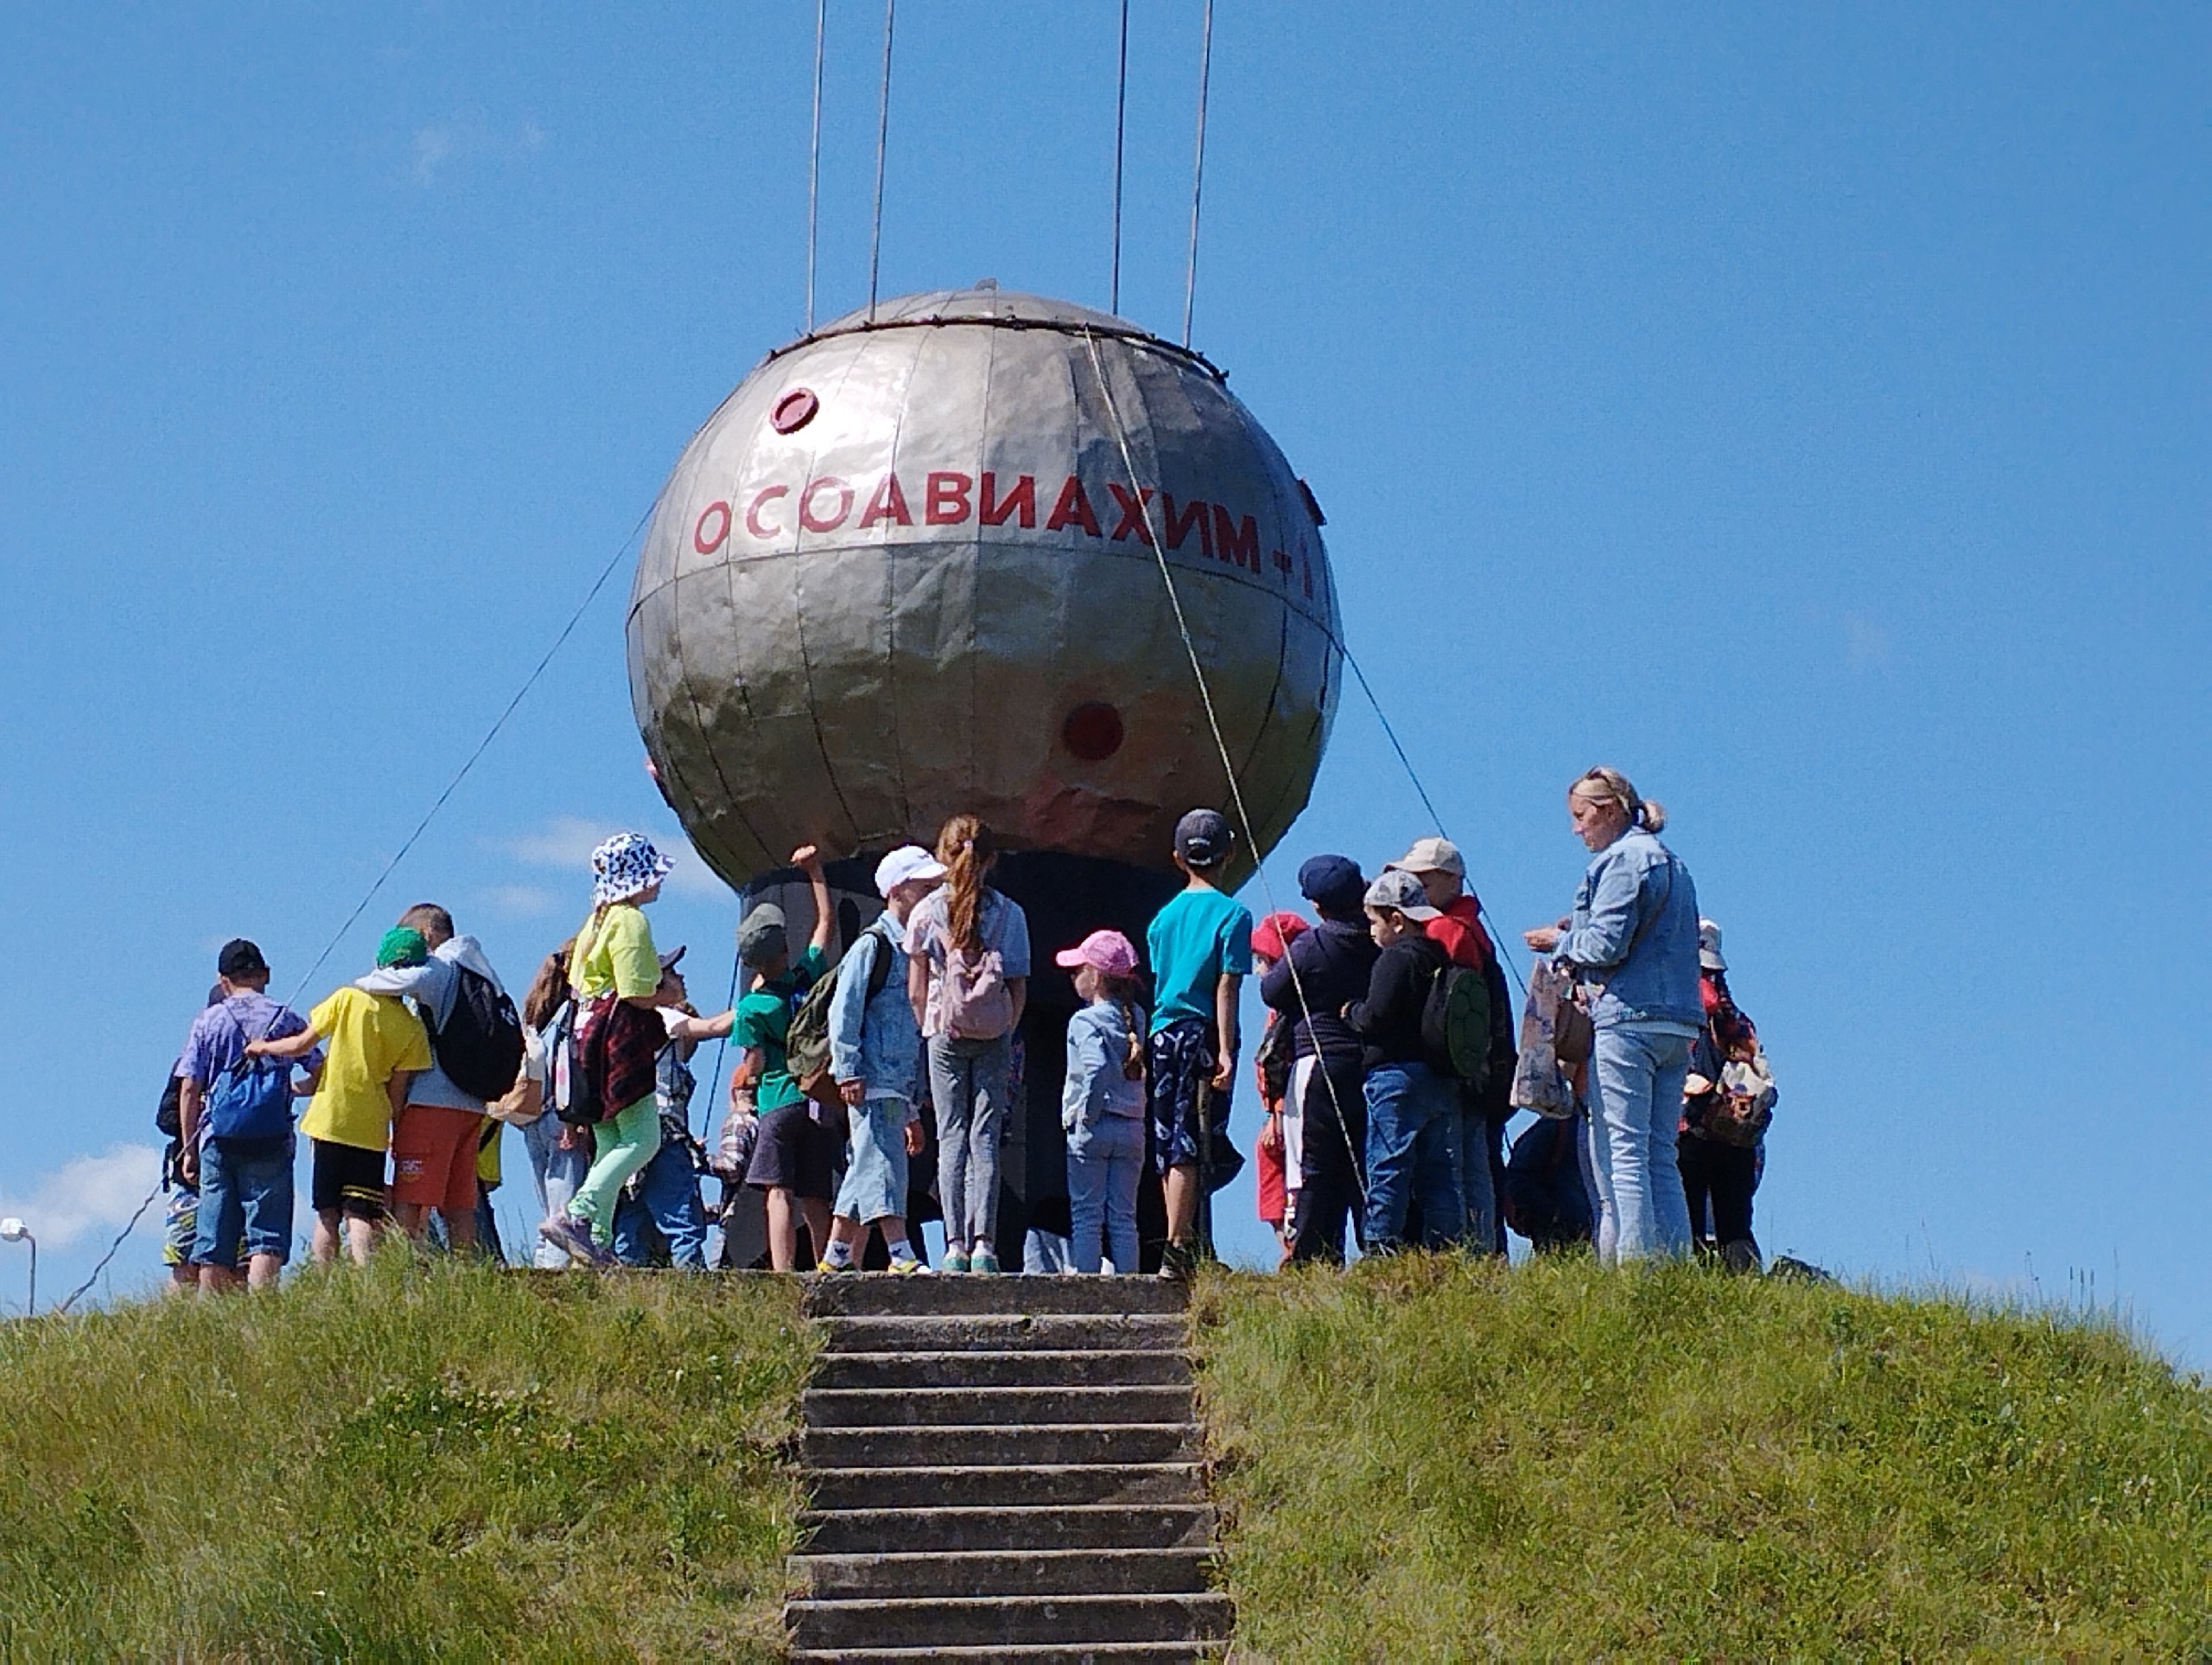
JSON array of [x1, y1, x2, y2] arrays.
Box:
[[1144, 808, 1254, 1278]]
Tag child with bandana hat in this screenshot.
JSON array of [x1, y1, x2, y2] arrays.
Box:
[[539, 833, 680, 1266], [248, 927, 434, 1266]]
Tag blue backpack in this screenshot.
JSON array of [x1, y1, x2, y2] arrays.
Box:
[[204, 1005, 298, 1142]]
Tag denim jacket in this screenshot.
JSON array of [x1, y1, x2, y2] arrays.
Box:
[[1062, 999, 1145, 1134], [828, 915, 922, 1103], [1555, 826, 1703, 1029]]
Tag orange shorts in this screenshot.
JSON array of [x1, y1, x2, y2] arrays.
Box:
[[391, 1103, 485, 1215]]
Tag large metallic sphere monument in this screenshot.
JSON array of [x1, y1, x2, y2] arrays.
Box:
[[627, 283, 1344, 1263], [627, 284, 1342, 890]]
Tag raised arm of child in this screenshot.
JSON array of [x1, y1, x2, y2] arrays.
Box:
[[795, 844, 835, 959]]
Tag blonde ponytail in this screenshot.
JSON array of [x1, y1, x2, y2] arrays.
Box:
[[1572, 766, 1667, 834]]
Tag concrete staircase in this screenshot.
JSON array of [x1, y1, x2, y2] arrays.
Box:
[[786, 1274, 1230, 1662]]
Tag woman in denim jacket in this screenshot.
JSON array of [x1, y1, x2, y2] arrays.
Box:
[[1524, 766, 1702, 1262]]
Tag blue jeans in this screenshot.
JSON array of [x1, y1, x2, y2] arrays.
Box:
[[523, 1110, 591, 1269], [612, 1137, 708, 1268], [930, 1033, 1010, 1249], [1362, 1062, 1463, 1251], [1455, 1103, 1498, 1254], [836, 1099, 911, 1225], [1066, 1113, 1144, 1274], [1586, 1024, 1695, 1262], [193, 1138, 294, 1268]]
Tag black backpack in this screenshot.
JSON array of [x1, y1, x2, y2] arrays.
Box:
[[429, 965, 528, 1101], [156, 1071, 183, 1140]]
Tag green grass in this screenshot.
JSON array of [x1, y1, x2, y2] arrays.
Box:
[[7, 1254, 2207, 1660], [0, 1255, 814, 1662], [1195, 1256, 2212, 1661]]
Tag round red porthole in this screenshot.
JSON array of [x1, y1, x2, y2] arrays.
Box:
[[771, 387, 819, 434], [1061, 702, 1125, 762]]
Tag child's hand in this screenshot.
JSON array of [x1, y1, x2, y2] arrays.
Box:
[[838, 1078, 866, 1107], [791, 844, 823, 872], [903, 1120, 925, 1156], [1258, 1109, 1284, 1156]]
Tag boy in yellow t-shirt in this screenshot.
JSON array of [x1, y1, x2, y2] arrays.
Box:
[[251, 927, 433, 1266]]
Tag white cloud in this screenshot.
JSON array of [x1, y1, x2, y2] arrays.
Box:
[[483, 883, 557, 918], [410, 124, 455, 185], [1843, 613, 1892, 670], [410, 112, 550, 186], [0, 1144, 162, 1251], [496, 816, 728, 901]]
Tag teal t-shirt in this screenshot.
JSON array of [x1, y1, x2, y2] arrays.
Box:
[[734, 944, 830, 1111], [1146, 886, 1254, 1034]]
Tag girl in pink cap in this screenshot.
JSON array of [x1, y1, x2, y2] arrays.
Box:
[[1055, 930, 1147, 1274]]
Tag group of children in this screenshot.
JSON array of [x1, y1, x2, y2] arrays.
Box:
[[164, 792, 1770, 1285]]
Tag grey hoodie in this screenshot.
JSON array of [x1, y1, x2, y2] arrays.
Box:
[[356, 935, 507, 1111]]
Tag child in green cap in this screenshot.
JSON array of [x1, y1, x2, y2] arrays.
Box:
[[249, 928, 432, 1265]]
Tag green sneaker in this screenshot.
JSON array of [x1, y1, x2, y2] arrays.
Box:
[[887, 1255, 931, 1275], [941, 1248, 970, 1274], [970, 1246, 1001, 1275]]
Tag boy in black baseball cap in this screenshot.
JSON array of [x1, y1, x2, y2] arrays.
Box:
[[1142, 809, 1254, 1276]]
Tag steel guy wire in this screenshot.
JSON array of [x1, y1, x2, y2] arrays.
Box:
[[52, 1185, 161, 1316], [866, 0, 896, 323], [1110, 0, 1130, 315], [1336, 640, 1529, 1000], [805, 0, 827, 334], [1079, 326, 1368, 1217], [700, 947, 744, 1143], [1181, 0, 1215, 348], [65, 503, 655, 1312], [277, 500, 656, 1017]]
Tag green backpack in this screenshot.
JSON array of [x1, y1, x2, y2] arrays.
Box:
[[785, 923, 898, 1108], [1421, 961, 1493, 1090]]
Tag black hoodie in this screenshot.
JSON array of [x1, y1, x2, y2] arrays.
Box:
[[1346, 931, 1449, 1074]]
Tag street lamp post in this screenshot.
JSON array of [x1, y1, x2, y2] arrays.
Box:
[[0, 1217, 34, 1316]]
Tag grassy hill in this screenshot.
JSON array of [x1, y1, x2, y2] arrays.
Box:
[[0, 1259, 812, 1662], [1, 1254, 2204, 1660], [1196, 1257, 2210, 1659]]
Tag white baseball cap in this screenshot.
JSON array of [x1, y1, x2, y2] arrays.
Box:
[[1698, 918, 1726, 972], [874, 844, 948, 898]]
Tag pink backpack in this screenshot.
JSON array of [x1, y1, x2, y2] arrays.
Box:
[[937, 943, 1014, 1040]]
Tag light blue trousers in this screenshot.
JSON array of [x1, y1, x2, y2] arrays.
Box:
[[1585, 1024, 1695, 1262], [836, 1098, 912, 1226], [1066, 1113, 1145, 1274], [930, 1033, 1010, 1249], [523, 1110, 592, 1269]]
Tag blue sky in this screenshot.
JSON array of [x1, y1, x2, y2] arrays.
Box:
[[1, 4, 2203, 1360]]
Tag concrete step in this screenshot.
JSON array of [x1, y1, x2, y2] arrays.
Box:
[[816, 1347, 1194, 1389], [821, 1313, 1190, 1354], [804, 1385, 1196, 1428], [791, 1646, 1222, 1663], [805, 1274, 1189, 1319], [806, 1462, 1208, 1511], [800, 1503, 1217, 1554], [793, 1547, 1214, 1601], [802, 1422, 1202, 1471], [786, 1592, 1235, 1652]]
